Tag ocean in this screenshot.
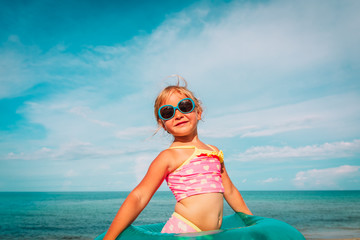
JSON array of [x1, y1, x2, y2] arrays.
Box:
[[0, 191, 359, 239]]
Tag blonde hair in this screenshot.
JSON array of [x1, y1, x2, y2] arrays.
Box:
[[154, 75, 203, 132]]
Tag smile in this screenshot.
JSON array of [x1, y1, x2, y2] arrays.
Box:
[[175, 121, 188, 126]]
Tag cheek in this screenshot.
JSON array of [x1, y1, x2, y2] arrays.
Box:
[[189, 111, 200, 121], [163, 119, 173, 129]]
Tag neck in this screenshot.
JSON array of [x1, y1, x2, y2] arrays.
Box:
[[172, 130, 201, 145]]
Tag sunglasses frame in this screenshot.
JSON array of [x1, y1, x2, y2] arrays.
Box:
[[158, 98, 195, 121]]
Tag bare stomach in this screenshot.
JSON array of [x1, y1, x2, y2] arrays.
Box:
[[174, 193, 224, 231]]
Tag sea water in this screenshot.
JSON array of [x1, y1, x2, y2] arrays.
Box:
[[0, 191, 359, 239]]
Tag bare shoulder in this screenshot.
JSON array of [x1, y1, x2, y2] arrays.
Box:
[[156, 148, 180, 159], [157, 147, 194, 172], [208, 144, 220, 151], [153, 149, 173, 165], [153, 148, 181, 168]]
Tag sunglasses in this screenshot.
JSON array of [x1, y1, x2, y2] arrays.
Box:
[[158, 98, 195, 121]]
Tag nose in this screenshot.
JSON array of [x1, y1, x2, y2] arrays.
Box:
[[174, 109, 184, 119]]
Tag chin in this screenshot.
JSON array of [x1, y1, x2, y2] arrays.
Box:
[[173, 129, 197, 137]]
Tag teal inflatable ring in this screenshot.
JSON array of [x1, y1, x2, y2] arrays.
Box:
[[95, 212, 305, 240]]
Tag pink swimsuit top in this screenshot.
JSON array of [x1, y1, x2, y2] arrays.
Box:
[[166, 145, 225, 202]]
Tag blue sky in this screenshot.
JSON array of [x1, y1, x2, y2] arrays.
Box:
[[0, 0, 359, 191]]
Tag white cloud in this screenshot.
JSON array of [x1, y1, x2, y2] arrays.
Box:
[[69, 106, 116, 127], [116, 126, 156, 139], [200, 125, 258, 138], [260, 177, 283, 184], [201, 114, 316, 139], [65, 169, 78, 177], [98, 164, 110, 170], [5, 141, 127, 161], [201, 93, 360, 140], [293, 165, 360, 189], [125, 0, 360, 94], [236, 139, 360, 162]]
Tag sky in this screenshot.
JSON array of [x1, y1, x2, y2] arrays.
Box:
[[0, 0, 359, 192]]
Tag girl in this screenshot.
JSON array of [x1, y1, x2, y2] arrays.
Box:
[[103, 78, 252, 240]]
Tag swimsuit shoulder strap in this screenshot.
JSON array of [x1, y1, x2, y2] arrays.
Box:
[[206, 144, 216, 151], [169, 146, 196, 149], [170, 144, 215, 150], [167, 146, 198, 173]]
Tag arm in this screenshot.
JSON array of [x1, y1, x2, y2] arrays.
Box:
[[221, 162, 253, 215], [208, 144, 252, 215], [103, 151, 170, 240]]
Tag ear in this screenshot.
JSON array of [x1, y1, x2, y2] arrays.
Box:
[[196, 109, 202, 121]]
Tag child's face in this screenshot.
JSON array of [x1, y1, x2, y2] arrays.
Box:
[[160, 92, 201, 138]]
